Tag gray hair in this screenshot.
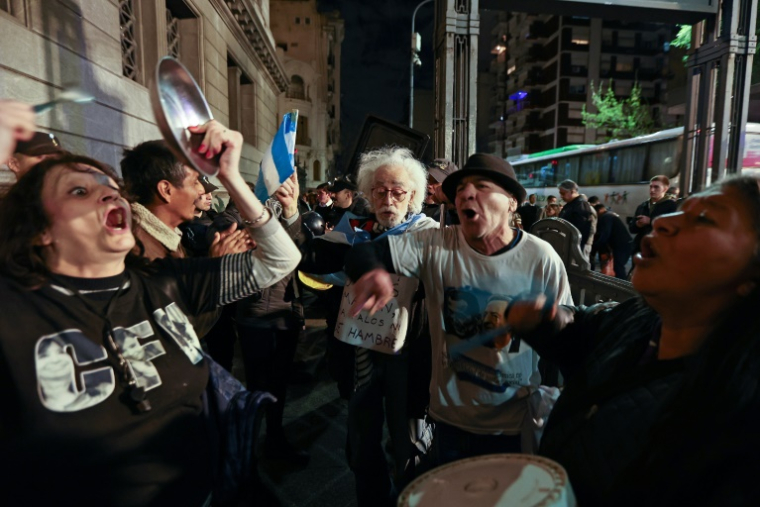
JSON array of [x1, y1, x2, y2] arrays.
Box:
[[355, 146, 427, 214], [558, 179, 579, 192]]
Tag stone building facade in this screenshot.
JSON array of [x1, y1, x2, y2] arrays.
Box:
[[0, 0, 290, 193], [269, 0, 342, 189]]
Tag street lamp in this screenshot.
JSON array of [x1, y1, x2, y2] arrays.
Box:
[[409, 0, 433, 128]]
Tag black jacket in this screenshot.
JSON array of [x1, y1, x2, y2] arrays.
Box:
[[525, 299, 686, 506], [629, 197, 678, 252], [559, 196, 593, 246], [593, 211, 631, 255]]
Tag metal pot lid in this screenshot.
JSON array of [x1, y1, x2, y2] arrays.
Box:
[[151, 56, 219, 177]]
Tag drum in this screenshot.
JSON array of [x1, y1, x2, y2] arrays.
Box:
[[398, 454, 576, 507]]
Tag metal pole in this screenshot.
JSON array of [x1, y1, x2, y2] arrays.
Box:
[[410, 0, 434, 128]]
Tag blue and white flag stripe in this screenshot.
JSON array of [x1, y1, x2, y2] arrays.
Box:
[[255, 111, 298, 203]]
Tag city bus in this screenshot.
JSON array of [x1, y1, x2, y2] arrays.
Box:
[[510, 123, 760, 222]]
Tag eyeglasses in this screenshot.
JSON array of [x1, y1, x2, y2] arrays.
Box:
[[371, 187, 409, 202]]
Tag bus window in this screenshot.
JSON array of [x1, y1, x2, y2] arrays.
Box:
[[647, 139, 679, 180], [580, 152, 610, 185], [556, 156, 580, 184], [517, 162, 537, 187], [614, 145, 647, 183]]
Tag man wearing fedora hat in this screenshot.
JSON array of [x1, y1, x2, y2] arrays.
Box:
[[344, 153, 572, 465]]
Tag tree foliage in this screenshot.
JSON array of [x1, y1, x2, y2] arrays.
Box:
[[581, 80, 656, 140]]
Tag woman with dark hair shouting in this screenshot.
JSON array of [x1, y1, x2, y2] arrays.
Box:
[[0, 113, 300, 506]]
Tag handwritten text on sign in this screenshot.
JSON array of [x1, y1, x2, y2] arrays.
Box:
[[334, 274, 419, 354]]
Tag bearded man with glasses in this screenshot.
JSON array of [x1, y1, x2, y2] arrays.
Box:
[[299, 146, 436, 506]]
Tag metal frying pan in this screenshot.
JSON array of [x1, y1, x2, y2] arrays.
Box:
[[150, 56, 219, 177]]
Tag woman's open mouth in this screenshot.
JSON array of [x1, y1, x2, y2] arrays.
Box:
[[104, 205, 130, 232]]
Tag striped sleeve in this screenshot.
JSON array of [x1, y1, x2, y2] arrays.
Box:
[[217, 215, 301, 305]]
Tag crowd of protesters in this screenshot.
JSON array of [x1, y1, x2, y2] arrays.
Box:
[[2, 97, 760, 507]]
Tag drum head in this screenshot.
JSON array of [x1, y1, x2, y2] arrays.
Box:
[[398, 453, 576, 507], [151, 56, 218, 177]]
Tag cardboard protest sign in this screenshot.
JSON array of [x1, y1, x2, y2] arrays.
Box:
[[334, 274, 419, 354]]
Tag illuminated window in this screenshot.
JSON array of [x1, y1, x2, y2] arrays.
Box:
[[571, 38, 589, 45]]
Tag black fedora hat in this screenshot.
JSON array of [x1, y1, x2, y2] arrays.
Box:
[[441, 153, 526, 204]]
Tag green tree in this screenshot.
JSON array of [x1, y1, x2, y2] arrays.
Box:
[[582, 80, 656, 140]]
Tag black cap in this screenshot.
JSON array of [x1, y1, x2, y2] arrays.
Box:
[[331, 179, 357, 193], [199, 175, 219, 193], [15, 131, 63, 156], [441, 153, 526, 204]]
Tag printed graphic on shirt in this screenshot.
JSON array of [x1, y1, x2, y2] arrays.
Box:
[[153, 303, 203, 364], [112, 321, 166, 391], [442, 286, 531, 393], [35, 329, 116, 413]]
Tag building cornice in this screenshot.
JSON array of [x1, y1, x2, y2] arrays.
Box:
[[212, 0, 289, 92]]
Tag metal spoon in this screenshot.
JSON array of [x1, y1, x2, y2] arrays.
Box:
[[33, 87, 95, 114]]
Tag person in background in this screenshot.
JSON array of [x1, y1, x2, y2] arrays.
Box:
[[179, 175, 219, 257], [6, 130, 65, 180], [517, 193, 540, 232], [629, 175, 678, 256], [314, 181, 335, 225], [331, 177, 371, 223], [235, 174, 310, 467], [538, 194, 558, 220], [506, 175, 760, 506], [558, 180, 594, 260], [592, 204, 631, 279], [121, 140, 248, 261], [422, 159, 459, 224]]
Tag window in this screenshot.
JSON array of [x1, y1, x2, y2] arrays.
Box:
[[227, 54, 256, 145], [647, 140, 680, 180], [616, 61, 633, 72], [610, 146, 646, 183], [305, 17, 311, 25], [313, 160, 321, 181], [165, 1, 201, 82], [580, 153, 610, 185], [288, 75, 305, 100], [166, 8, 181, 59], [0, 0, 26, 23], [295, 16, 300, 24], [120, 0, 140, 81], [571, 38, 589, 45], [296, 115, 309, 146], [277, 42, 288, 52]]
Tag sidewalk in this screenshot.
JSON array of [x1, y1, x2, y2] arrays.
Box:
[[254, 318, 357, 507]]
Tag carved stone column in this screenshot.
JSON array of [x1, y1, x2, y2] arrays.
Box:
[[433, 0, 479, 168]]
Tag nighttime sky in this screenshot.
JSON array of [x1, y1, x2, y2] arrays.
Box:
[[319, 0, 435, 172]]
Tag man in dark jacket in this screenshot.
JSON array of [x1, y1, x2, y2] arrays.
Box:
[[517, 193, 540, 232], [558, 179, 593, 260], [629, 175, 678, 255], [593, 204, 631, 279]]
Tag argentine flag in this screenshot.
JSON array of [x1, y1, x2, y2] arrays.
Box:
[[255, 110, 298, 203]]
